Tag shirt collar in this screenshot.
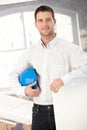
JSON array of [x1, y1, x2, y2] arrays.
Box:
[[40, 34, 58, 49]]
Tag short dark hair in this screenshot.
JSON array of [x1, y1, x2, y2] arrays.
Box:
[[34, 5, 55, 20]]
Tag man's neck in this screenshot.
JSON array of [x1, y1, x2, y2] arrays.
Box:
[[41, 33, 56, 47]]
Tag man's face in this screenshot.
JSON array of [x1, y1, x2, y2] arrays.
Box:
[[35, 11, 56, 37]]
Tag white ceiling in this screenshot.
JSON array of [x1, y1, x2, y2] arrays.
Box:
[[0, 0, 36, 5]]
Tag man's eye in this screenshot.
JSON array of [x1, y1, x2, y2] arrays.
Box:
[[46, 18, 51, 22], [37, 19, 43, 22]]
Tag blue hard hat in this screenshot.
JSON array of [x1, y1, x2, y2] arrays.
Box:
[[18, 67, 38, 89]]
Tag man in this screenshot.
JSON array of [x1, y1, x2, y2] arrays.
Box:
[[10, 5, 87, 130]]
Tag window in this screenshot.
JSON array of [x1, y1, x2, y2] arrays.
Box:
[[0, 13, 26, 52], [55, 13, 73, 42]]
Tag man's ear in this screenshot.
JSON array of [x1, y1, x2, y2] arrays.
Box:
[[54, 19, 56, 25]]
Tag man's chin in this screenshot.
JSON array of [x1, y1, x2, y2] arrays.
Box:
[[41, 33, 50, 37]]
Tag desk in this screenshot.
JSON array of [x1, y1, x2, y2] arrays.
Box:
[[53, 77, 87, 130], [0, 93, 33, 125]]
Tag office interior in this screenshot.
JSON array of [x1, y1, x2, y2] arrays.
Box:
[[0, 0, 87, 130]]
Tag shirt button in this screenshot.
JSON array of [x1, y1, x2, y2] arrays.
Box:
[[48, 106, 51, 109]]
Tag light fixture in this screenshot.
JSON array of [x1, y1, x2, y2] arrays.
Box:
[[0, 0, 37, 5]]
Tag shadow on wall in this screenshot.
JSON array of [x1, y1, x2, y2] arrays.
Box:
[[11, 123, 24, 130], [80, 28, 87, 52]]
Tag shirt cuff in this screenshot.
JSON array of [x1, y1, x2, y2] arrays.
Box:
[[16, 87, 26, 97], [61, 70, 86, 84], [61, 70, 79, 84]]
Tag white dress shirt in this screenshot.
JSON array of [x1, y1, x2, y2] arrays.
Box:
[[10, 35, 87, 105]]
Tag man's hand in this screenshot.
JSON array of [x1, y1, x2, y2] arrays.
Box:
[[50, 78, 64, 93], [25, 82, 40, 97]]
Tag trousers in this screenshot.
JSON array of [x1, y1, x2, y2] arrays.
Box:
[[32, 104, 56, 130]]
